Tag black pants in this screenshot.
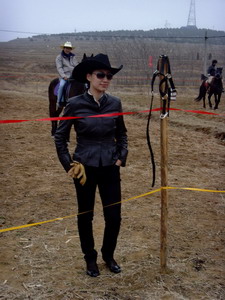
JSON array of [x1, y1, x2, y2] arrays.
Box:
[[74, 165, 121, 262]]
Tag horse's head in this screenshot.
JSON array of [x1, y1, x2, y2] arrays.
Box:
[[82, 53, 94, 62], [215, 67, 223, 79]]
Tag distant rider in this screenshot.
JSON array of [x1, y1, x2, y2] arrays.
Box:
[[207, 59, 217, 85], [206, 59, 224, 92], [55, 41, 78, 107]]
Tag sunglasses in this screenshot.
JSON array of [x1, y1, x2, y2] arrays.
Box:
[[93, 72, 113, 80]]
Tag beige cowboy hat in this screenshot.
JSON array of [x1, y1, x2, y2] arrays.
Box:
[[60, 41, 74, 49]]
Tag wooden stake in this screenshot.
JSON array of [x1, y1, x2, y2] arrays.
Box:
[[152, 55, 173, 273], [159, 58, 169, 272], [160, 115, 168, 272]]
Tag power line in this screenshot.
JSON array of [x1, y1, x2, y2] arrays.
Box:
[[0, 29, 48, 35]]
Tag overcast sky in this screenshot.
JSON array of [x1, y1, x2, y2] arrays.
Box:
[[0, 0, 225, 42]]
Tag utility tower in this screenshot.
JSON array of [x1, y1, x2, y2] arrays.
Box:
[[187, 0, 197, 28]]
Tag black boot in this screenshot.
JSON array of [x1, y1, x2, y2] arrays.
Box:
[[85, 250, 100, 277], [104, 258, 121, 273], [86, 259, 100, 277]]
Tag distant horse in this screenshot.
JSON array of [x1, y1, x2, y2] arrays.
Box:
[[48, 53, 93, 136], [195, 67, 223, 110]]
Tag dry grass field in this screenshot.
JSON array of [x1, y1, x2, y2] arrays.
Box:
[[0, 37, 225, 300]]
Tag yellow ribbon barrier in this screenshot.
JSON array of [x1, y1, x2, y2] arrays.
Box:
[[1, 187, 224, 233], [162, 186, 225, 193]]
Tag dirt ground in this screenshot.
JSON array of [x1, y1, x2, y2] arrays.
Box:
[[0, 41, 225, 300]]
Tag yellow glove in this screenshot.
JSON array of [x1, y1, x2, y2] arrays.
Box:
[[68, 161, 86, 185]]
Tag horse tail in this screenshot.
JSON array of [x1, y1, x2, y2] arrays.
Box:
[[195, 81, 206, 101], [48, 78, 59, 116], [48, 78, 63, 136]]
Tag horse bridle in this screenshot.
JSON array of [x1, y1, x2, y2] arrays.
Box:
[[146, 55, 176, 187], [215, 67, 223, 79]]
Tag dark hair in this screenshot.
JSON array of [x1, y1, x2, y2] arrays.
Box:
[[212, 60, 218, 64]]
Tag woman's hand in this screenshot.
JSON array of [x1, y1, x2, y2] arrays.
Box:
[[115, 159, 122, 166]]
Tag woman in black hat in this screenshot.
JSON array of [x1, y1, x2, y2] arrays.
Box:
[[54, 54, 128, 277]]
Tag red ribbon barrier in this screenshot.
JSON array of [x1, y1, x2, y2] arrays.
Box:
[[0, 108, 224, 124], [169, 108, 225, 116]]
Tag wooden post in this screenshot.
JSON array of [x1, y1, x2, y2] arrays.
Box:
[[151, 55, 174, 273], [159, 63, 169, 272], [160, 115, 168, 272]]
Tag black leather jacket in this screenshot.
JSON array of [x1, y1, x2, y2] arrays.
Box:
[[54, 92, 128, 172]]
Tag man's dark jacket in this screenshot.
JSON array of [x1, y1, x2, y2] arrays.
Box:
[[207, 65, 216, 76]]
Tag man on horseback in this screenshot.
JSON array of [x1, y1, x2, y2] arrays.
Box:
[[207, 59, 217, 84], [205, 59, 217, 93], [206, 59, 224, 93], [55, 41, 78, 107], [195, 62, 223, 109]]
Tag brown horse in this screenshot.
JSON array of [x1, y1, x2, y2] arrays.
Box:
[[48, 77, 86, 136], [195, 68, 223, 110]]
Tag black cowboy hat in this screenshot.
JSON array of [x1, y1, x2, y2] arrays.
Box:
[[72, 53, 123, 83]]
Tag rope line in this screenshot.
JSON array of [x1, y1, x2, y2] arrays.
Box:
[[0, 107, 224, 124], [163, 186, 225, 193], [0, 187, 224, 233]]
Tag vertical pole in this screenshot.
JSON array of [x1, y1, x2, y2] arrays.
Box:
[[160, 115, 168, 272], [159, 62, 169, 272], [203, 30, 208, 75]]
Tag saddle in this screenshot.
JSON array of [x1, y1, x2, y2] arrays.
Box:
[[200, 74, 211, 90], [201, 74, 208, 81]]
